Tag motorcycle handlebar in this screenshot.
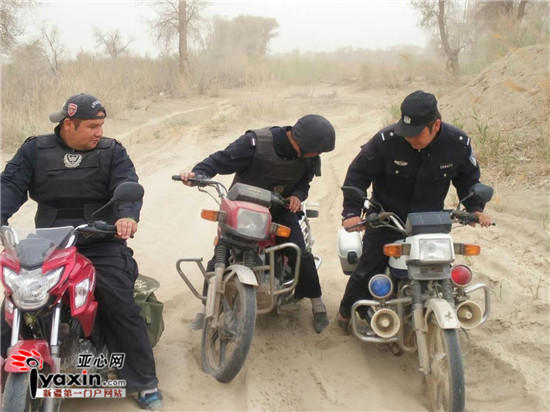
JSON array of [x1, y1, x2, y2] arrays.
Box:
[[271, 192, 290, 207], [171, 174, 214, 187], [450, 210, 496, 226], [75, 221, 117, 236], [451, 210, 479, 224]]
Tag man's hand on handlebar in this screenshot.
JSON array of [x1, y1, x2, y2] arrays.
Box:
[[179, 171, 196, 186], [473, 211, 492, 227], [288, 195, 302, 213], [343, 216, 364, 232], [115, 218, 138, 239]]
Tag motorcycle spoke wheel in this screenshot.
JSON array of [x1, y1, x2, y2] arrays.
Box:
[[425, 316, 465, 412], [201, 276, 256, 383], [3, 369, 62, 412]]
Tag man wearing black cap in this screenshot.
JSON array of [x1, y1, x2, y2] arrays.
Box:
[[180, 114, 336, 333], [0, 93, 163, 410], [336, 90, 492, 328]]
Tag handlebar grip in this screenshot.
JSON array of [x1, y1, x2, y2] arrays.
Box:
[[94, 222, 116, 232], [172, 175, 183, 181], [271, 193, 289, 207]]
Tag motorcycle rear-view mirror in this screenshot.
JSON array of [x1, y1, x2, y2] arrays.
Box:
[[470, 183, 493, 203], [112, 182, 145, 203], [90, 182, 144, 221], [341, 186, 366, 201], [458, 183, 494, 208]]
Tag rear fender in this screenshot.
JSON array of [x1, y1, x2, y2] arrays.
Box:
[[224, 264, 258, 287], [424, 298, 459, 329]]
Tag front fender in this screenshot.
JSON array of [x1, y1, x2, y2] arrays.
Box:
[[225, 264, 258, 287], [5, 340, 55, 373], [424, 298, 459, 329]]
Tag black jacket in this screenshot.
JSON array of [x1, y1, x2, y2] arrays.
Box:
[[1, 127, 141, 226], [192, 126, 318, 201], [342, 122, 485, 222]]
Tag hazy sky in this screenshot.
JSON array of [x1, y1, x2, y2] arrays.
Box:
[[22, 0, 428, 56]]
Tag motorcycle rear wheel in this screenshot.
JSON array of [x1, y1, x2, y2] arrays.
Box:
[[425, 316, 465, 412], [201, 276, 256, 383]]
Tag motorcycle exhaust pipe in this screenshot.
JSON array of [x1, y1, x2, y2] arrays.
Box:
[[456, 300, 483, 329], [371, 308, 401, 338]]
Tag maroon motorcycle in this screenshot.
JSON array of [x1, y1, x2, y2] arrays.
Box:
[[173, 176, 319, 383], [0, 182, 161, 412]]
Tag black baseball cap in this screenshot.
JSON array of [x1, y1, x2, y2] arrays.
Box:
[[49, 93, 107, 123], [292, 114, 335, 153], [394, 90, 438, 137]]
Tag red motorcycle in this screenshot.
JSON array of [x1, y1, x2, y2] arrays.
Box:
[[173, 176, 320, 383], [0, 182, 161, 412]]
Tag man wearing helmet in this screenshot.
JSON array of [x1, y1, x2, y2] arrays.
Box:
[[180, 114, 336, 333]]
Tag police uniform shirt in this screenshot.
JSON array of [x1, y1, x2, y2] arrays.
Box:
[[342, 122, 485, 221]]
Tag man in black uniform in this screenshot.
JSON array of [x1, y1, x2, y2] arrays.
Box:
[[336, 90, 492, 328], [180, 114, 335, 333], [0, 93, 162, 410]]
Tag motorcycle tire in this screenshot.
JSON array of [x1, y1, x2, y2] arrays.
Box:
[[2, 371, 61, 412], [425, 316, 465, 412], [201, 276, 256, 383]]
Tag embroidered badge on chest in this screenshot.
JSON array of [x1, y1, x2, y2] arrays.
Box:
[[64, 153, 82, 168]]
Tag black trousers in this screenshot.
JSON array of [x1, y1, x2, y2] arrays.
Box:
[[1, 240, 158, 393], [204, 208, 322, 299], [272, 208, 321, 299], [339, 228, 402, 318]]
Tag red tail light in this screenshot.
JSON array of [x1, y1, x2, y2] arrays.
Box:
[[451, 265, 472, 286]]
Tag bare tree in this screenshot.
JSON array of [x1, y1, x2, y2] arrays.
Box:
[[93, 28, 133, 59], [150, 0, 203, 76], [39, 23, 64, 74], [0, 0, 32, 51], [411, 0, 471, 75]]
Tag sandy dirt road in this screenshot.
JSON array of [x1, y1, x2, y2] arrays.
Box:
[[4, 85, 549, 411]]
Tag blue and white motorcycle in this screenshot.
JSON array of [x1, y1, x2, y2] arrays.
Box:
[[337, 183, 494, 412]]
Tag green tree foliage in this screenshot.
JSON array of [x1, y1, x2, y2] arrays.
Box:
[[208, 15, 279, 58]]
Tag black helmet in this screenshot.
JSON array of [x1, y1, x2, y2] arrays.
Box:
[[292, 114, 335, 154]]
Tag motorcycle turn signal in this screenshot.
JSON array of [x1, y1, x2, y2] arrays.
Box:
[[201, 209, 225, 223], [271, 223, 291, 238]]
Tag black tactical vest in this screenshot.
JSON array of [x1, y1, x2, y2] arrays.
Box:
[[30, 134, 116, 228], [232, 128, 308, 197]]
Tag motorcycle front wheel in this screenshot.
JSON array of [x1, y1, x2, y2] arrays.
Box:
[[425, 316, 465, 412], [201, 275, 256, 383], [2, 371, 62, 412]]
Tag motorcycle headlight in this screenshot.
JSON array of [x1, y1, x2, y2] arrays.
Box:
[[418, 238, 453, 262], [3, 266, 63, 310], [236, 209, 269, 239]]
